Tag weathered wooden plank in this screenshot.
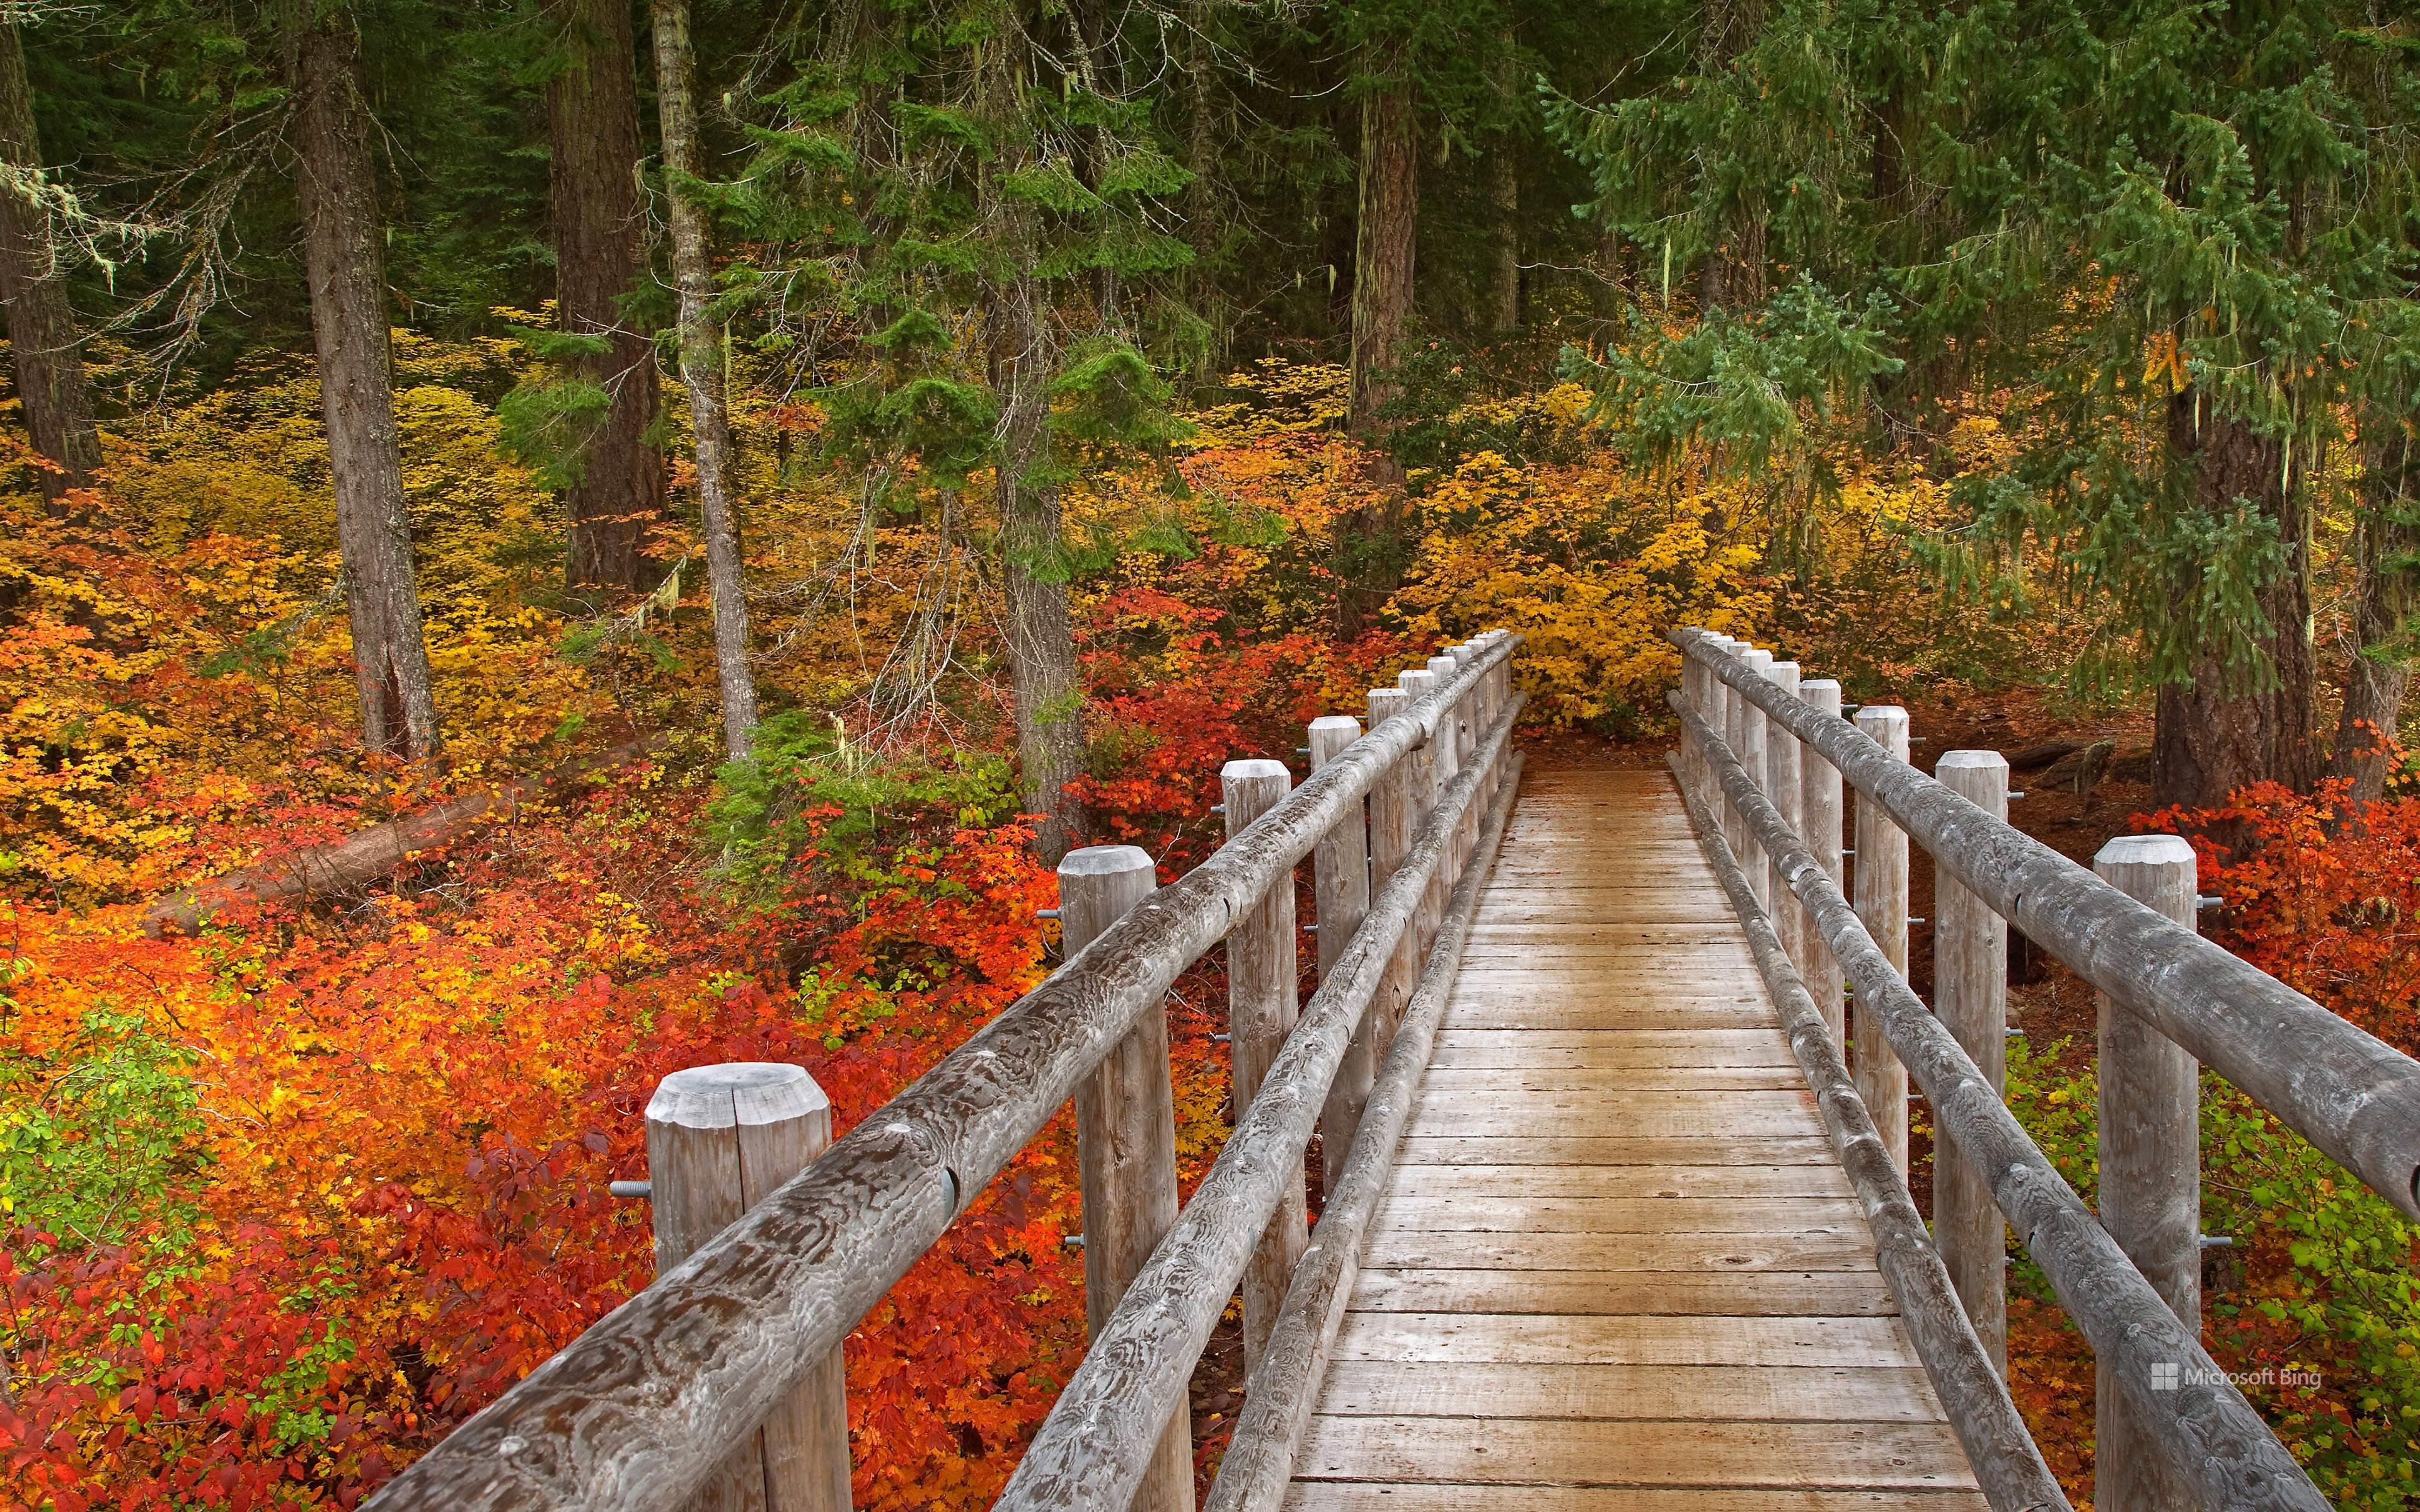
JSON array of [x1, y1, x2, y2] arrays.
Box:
[[1392, 1135, 1837, 1166], [1402, 1092, 1825, 1139], [1437, 1005, 1783, 1033], [1377, 1164, 1852, 1200], [1370, 1194, 1865, 1234], [1285, 1487, 1991, 1512], [1313, 1360, 1945, 1420], [1416, 1065, 1809, 1091], [1331, 1312, 1922, 1368], [1347, 1267, 1892, 1317], [1292, 1417, 1979, 1489], [1358, 1229, 1881, 1271]]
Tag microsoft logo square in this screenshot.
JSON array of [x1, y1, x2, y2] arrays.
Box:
[[2151, 1362, 2181, 1392]]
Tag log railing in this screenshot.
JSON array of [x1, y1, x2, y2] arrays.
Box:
[[365, 631, 1525, 1512], [1669, 624, 2420, 1512]]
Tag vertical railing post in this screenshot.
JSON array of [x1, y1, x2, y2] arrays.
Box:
[[1736, 648, 1773, 912], [1763, 659, 1804, 962], [645, 1064, 850, 1512], [1366, 686, 1417, 1053], [1427, 655, 1466, 878], [1695, 636, 1735, 821], [1398, 666, 1443, 957], [1678, 632, 1708, 820], [1716, 639, 1749, 881], [1222, 759, 1310, 1375], [1057, 845, 1193, 1512], [2094, 835, 2202, 1512], [1933, 750, 2010, 1373], [1799, 677, 1846, 1046], [1852, 705, 1912, 1183], [1309, 715, 1373, 1193]]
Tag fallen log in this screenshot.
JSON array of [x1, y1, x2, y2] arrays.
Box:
[[141, 735, 662, 937]]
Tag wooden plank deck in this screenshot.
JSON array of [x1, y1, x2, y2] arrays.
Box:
[[1285, 766, 1985, 1510]]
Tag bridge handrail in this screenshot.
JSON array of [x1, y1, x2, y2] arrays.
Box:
[[997, 701, 1526, 1511], [1659, 735, 2071, 1512], [1674, 627, 2420, 1220], [1668, 627, 2375, 1512], [366, 633, 1522, 1512]]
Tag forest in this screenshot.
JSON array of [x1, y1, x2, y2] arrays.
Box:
[[0, 0, 2416, 1506]]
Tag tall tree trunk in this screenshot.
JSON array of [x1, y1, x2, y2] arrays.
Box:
[[2152, 393, 2317, 809], [989, 274, 1087, 864], [0, 22, 98, 505], [294, 10, 441, 761], [980, 47, 1086, 864], [650, 0, 759, 759], [1484, 135, 1519, 335], [549, 0, 664, 591], [2327, 421, 2419, 803], [1348, 55, 1417, 435]]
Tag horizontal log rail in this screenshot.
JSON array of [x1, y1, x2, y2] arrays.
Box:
[[1660, 746, 2070, 1512], [995, 696, 1524, 1512], [1671, 675, 2328, 1511], [1675, 626, 2420, 1220], [367, 633, 1520, 1512], [1201, 750, 1526, 1512]]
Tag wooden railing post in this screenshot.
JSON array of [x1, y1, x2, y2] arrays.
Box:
[[1398, 666, 1443, 958], [1933, 750, 2010, 1373], [1222, 760, 1310, 1375], [1715, 639, 1751, 881], [1692, 635, 1732, 822], [1799, 677, 1846, 1046], [1426, 655, 1466, 877], [1763, 659, 1804, 966], [645, 1064, 850, 1512], [1057, 845, 1193, 1512], [1736, 648, 1773, 911], [1308, 715, 1373, 1193], [2094, 834, 2201, 1512], [1852, 704, 1912, 1183], [1366, 685, 1417, 1053]]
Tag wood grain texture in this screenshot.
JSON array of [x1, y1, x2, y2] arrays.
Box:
[[1201, 742, 1524, 1512], [1226, 760, 1311, 1377], [997, 694, 1526, 1512], [1309, 716, 1373, 1195], [1286, 1489, 1990, 1512], [1279, 767, 1985, 1512], [1673, 668, 2327, 1512], [1664, 740, 2068, 1512], [1347, 1268, 1893, 1317], [1680, 626, 2420, 1224], [1932, 751, 2010, 1378]]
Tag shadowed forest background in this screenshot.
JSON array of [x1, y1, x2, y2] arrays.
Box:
[[2, 0, 2417, 1507]]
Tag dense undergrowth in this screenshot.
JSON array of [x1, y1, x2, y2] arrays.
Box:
[[2, 338, 2415, 1509]]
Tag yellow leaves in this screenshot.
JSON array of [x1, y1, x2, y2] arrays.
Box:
[[1393, 450, 1769, 728]]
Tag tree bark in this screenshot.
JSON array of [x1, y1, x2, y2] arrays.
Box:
[[650, 0, 759, 760], [294, 9, 442, 760], [2327, 421, 2419, 803], [1348, 54, 1417, 435], [981, 41, 1087, 864], [1694, 0, 1766, 314], [549, 0, 665, 591], [0, 21, 99, 505], [1484, 133, 1519, 335], [2152, 393, 2317, 810]]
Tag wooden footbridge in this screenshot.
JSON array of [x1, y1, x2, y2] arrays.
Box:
[[373, 631, 2420, 1512]]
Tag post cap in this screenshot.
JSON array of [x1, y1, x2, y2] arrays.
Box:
[[1937, 750, 2010, 773], [1309, 714, 1363, 735], [1221, 757, 1291, 782], [1853, 704, 1910, 730], [647, 1062, 829, 1131], [1741, 648, 1773, 670], [1765, 660, 1801, 687], [1058, 844, 1157, 880], [2094, 834, 2196, 869]]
